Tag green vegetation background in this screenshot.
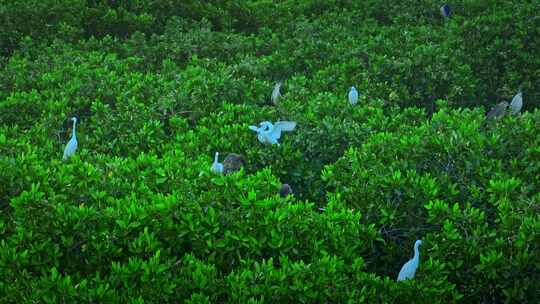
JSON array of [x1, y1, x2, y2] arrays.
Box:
[[0, 0, 539, 302]]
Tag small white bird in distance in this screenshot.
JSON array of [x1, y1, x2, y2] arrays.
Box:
[[348, 86, 358, 105], [211, 152, 224, 174], [271, 81, 283, 105], [248, 121, 296, 145], [397, 239, 423, 282], [62, 117, 78, 160], [509, 91, 523, 115]]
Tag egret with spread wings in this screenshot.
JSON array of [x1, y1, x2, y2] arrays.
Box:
[[249, 121, 297, 145]]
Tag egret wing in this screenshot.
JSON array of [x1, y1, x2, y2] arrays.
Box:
[[271, 121, 296, 139]]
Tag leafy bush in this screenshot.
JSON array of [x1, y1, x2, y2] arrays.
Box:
[[323, 105, 540, 301], [1, 0, 539, 302]]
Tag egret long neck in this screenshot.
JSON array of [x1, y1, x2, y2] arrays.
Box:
[[413, 243, 420, 260], [72, 120, 77, 138]]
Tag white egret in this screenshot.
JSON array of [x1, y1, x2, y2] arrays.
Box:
[[509, 92, 523, 115], [348, 86, 358, 105], [397, 239, 423, 282], [211, 152, 224, 174], [62, 117, 78, 160], [440, 4, 451, 18], [248, 121, 296, 145], [486, 101, 508, 120], [271, 81, 282, 105]]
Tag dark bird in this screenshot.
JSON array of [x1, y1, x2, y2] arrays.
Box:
[[440, 4, 451, 18], [223, 153, 246, 175], [485, 101, 508, 120], [279, 184, 293, 198]]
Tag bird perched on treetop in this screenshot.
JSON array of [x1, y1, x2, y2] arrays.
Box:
[[249, 121, 297, 145], [509, 91, 523, 115], [223, 153, 246, 175], [348, 86, 359, 105], [271, 81, 283, 105], [485, 101, 508, 120], [63, 117, 78, 160], [397, 239, 423, 282], [211, 152, 224, 174]]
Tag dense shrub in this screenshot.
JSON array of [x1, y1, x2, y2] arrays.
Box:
[[322, 105, 540, 301], [1, 0, 539, 302]]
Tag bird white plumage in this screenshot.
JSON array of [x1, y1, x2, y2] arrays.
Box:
[[271, 81, 282, 105], [509, 92, 523, 115], [211, 152, 224, 174], [348, 86, 358, 105], [397, 240, 423, 282], [62, 117, 78, 160], [248, 121, 297, 145]]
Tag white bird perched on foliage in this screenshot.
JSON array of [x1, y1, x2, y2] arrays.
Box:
[[271, 81, 283, 105], [509, 91, 523, 115], [397, 239, 423, 282], [248, 121, 296, 145], [211, 152, 224, 174], [62, 117, 78, 160], [348, 86, 358, 105]]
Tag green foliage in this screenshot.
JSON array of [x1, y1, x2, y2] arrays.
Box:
[[323, 107, 540, 301], [1, 0, 539, 302]]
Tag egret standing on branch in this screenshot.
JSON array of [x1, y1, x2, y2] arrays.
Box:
[[248, 121, 297, 145], [509, 91, 523, 115], [348, 86, 358, 105], [62, 117, 78, 160], [211, 152, 224, 174], [397, 239, 423, 282]]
